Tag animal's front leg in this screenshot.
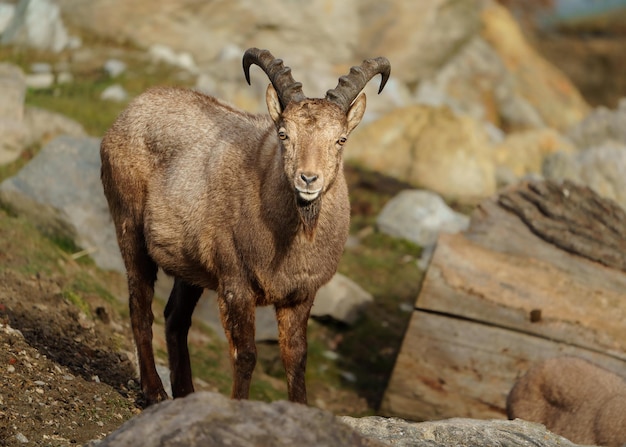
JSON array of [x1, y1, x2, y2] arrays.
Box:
[[275, 298, 314, 404], [218, 288, 257, 399]]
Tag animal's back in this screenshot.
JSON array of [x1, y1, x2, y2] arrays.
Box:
[[102, 87, 270, 162]]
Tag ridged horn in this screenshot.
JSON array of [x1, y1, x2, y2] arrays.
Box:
[[243, 48, 306, 109], [325, 57, 391, 112]]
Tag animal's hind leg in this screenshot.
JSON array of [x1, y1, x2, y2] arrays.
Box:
[[123, 231, 166, 406], [164, 278, 203, 398]]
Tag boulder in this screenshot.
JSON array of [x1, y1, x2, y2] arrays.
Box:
[[192, 290, 280, 342], [357, 0, 484, 86], [566, 98, 626, 149], [0, 136, 124, 272], [494, 127, 577, 185], [92, 390, 587, 447], [414, 3, 589, 132], [0, 62, 27, 165], [94, 391, 385, 447], [376, 189, 470, 248], [311, 273, 373, 325], [346, 105, 496, 202], [341, 416, 585, 447], [479, 3, 589, 131], [1, 0, 71, 53], [543, 142, 626, 211]]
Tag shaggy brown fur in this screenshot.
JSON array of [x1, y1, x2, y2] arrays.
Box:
[[100, 48, 389, 406], [507, 356, 626, 447]]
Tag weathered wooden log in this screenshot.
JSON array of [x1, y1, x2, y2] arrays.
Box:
[[498, 180, 626, 272]]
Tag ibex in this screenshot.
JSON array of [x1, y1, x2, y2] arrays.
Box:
[[100, 48, 390, 405], [507, 356, 626, 447]]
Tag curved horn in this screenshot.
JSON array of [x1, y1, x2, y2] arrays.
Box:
[[325, 57, 391, 112], [243, 48, 306, 109]]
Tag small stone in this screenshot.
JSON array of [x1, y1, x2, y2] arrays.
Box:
[[322, 350, 339, 361], [340, 371, 357, 383], [30, 62, 52, 73], [7, 365, 15, 373], [104, 59, 127, 78], [15, 432, 29, 443], [25, 72, 54, 89], [56, 71, 73, 84], [100, 84, 128, 102]]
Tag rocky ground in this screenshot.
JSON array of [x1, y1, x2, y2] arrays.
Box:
[[0, 213, 139, 445]]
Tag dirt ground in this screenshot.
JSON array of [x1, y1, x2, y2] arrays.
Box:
[[0, 249, 141, 445]]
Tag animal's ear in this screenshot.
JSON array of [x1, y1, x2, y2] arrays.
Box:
[[346, 93, 366, 134], [266, 84, 282, 124]]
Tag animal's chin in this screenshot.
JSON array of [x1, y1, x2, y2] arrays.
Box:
[[296, 189, 321, 203]]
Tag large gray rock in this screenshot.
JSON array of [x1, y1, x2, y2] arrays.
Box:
[[376, 190, 470, 248], [341, 416, 585, 447], [93, 391, 586, 447], [0, 136, 123, 271], [543, 142, 626, 211], [192, 289, 280, 342], [311, 272, 373, 325], [567, 98, 626, 149], [0, 62, 27, 165], [95, 391, 385, 447], [1, 0, 71, 52]]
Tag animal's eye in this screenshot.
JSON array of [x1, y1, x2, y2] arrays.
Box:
[[337, 137, 347, 146], [278, 129, 288, 140]]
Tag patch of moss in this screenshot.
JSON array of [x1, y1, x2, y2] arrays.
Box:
[[0, 210, 64, 276], [67, 271, 117, 304], [0, 144, 41, 183], [62, 289, 92, 317]]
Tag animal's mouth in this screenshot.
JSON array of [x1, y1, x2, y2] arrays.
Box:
[[295, 187, 321, 202]]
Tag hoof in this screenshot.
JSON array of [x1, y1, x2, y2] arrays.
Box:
[[144, 388, 169, 407]]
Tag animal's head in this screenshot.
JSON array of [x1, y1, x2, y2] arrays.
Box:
[[243, 48, 390, 201]]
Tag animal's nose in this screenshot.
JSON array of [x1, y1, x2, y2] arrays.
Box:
[[300, 173, 318, 186]]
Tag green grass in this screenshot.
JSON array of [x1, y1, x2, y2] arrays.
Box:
[[0, 211, 64, 276], [1, 43, 195, 136]]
